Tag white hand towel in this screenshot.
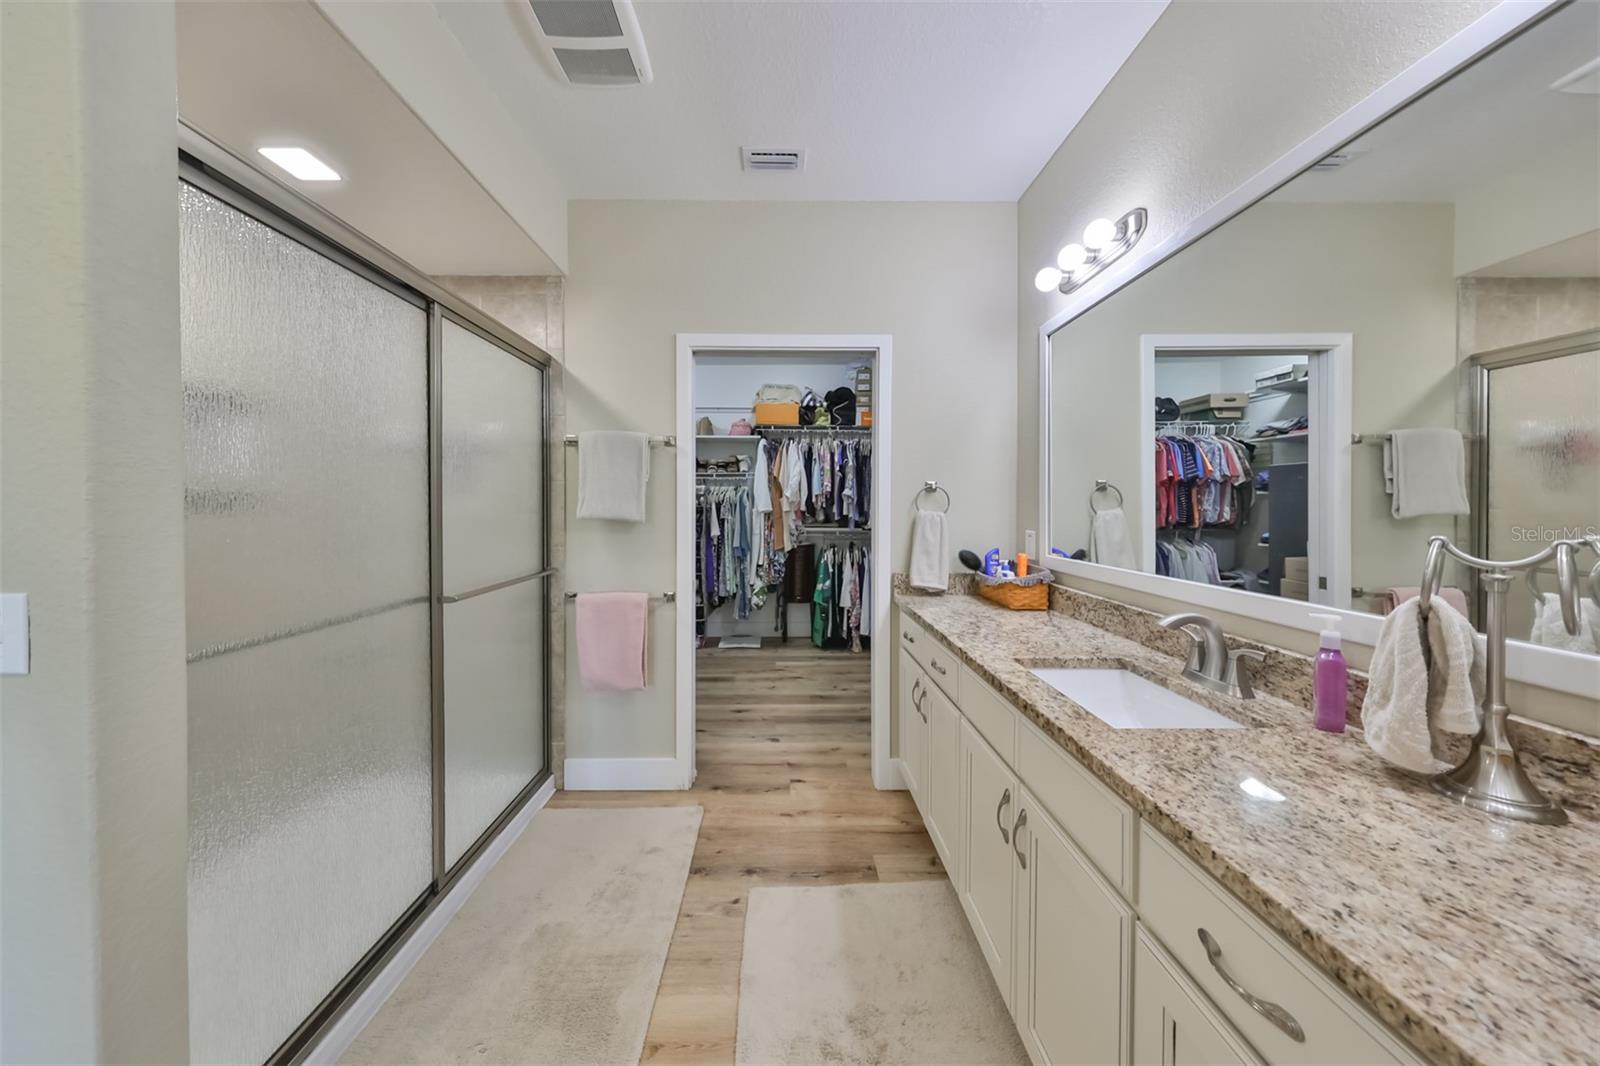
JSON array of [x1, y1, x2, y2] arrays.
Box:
[[1529, 592, 1600, 654], [1361, 596, 1483, 774], [576, 431, 650, 522], [1090, 507, 1138, 571], [1385, 429, 1470, 519], [908, 510, 948, 592]]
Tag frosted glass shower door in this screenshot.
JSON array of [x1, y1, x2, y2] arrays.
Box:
[[441, 317, 546, 870], [179, 183, 433, 1064], [1484, 346, 1600, 637]]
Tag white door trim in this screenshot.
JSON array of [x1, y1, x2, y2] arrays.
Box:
[[1135, 333, 1353, 609], [676, 333, 896, 791]]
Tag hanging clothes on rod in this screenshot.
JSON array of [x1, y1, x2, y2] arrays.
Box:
[[811, 540, 871, 652], [696, 477, 763, 625], [1155, 428, 1257, 531]]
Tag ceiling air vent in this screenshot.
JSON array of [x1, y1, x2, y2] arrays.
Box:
[[522, 0, 651, 87], [742, 148, 805, 172], [1309, 147, 1369, 173]]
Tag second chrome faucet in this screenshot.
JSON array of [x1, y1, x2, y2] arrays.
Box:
[[1159, 612, 1266, 699]]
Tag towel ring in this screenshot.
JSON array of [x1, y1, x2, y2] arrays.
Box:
[[1089, 479, 1124, 514], [917, 480, 951, 514]]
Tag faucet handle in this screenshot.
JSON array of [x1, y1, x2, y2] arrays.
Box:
[[1228, 648, 1267, 699]]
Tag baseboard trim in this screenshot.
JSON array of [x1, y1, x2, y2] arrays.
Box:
[[890, 757, 911, 791], [303, 775, 556, 1065], [564, 756, 685, 791]]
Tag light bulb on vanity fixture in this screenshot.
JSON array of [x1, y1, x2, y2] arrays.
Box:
[[1035, 207, 1148, 296]]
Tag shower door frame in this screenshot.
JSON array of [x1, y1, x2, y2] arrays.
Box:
[[178, 123, 557, 1064], [1466, 327, 1600, 627]]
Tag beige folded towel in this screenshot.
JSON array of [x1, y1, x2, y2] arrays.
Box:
[[1361, 595, 1483, 774]]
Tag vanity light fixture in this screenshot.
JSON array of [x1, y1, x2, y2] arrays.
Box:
[[1034, 207, 1148, 294], [257, 146, 341, 182]]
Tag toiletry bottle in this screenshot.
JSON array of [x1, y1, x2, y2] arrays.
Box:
[[1309, 613, 1347, 733]]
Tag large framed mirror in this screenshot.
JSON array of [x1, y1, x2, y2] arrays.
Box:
[[1042, 0, 1599, 697]]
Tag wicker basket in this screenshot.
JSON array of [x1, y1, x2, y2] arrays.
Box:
[[975, 570, 1050, 611]]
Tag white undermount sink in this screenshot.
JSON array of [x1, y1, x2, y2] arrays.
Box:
[[1029, 668, 1244, 730]]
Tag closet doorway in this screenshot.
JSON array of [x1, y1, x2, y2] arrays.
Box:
[[675, 336, 894, 791]]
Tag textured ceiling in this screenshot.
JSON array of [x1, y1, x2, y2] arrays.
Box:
[[434, 0, 1168, 201]]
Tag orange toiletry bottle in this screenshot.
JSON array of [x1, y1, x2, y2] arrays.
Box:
[[1017, 553, 1029, 577]]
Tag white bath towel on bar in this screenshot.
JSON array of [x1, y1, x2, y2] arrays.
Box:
[[1384, 429, 1469, 519], [576, 431, 651, 522], [1090, 507, 1138, 571], [1361, 595, 1482, 774], [909, 511, 948, 592]]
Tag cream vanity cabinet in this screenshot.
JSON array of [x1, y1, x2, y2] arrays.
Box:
[[893, 610, 1424, 1066]]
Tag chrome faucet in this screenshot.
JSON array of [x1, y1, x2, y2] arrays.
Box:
[[1158, 612, 1266, 699]]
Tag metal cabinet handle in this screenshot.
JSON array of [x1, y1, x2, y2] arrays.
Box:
[[911, 678, 922, 705], [930, 657, 947, 676], [1197, 928, 1305, 1043], [995, 787, 1012, 844], [914, 686, 928, 723], [903, 630, 916, 644], [1011, 809, 1028, 869]]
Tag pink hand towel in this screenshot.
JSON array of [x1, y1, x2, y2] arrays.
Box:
[[1380, 586, 1468, 617], [577, 592, 649, 690]]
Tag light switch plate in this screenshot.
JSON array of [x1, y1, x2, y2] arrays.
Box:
[[1024, 529, 1038, 558], [1, 594, 28, 675]]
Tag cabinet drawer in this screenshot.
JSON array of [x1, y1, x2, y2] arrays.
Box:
[[899, 612, 930, 670], [957, 664, 1014, 763], [1017, 718, 1135, 896], [900, 612, 958, 702], [1137, 827, 1417, 1066]]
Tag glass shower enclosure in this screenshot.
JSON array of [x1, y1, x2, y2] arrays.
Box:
[[178, 147, 552, 1064]]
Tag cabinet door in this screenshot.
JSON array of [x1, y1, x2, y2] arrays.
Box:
[[898, 648, 928, 804], [961, 719, 1017, 1009], [1133, 928, 1259, 1066], [924, 681, 963, 881], [1015, 789, 1133, 1065]]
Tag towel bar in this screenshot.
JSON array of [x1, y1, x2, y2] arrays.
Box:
[[563, 434, 675, 447], [565, 591, 675, 603]]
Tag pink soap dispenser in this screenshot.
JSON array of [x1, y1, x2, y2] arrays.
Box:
[[1310, 613, 1347, 733]]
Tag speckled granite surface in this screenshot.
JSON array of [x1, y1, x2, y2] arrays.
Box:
[[893, 590, 1599, 1066]]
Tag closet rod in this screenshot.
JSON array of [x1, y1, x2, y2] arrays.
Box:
[[754, 424, 871, 434], [563, 434, 676, 447]]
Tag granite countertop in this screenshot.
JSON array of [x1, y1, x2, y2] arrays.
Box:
[[893, 591, 1599, 1066]]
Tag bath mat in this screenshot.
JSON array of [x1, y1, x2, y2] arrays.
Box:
[[735, 881, 1026, 1065], [343, 805, 702, 1065]]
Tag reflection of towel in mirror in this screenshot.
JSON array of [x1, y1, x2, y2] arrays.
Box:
[[1529, 592, 1600, 654], [1361, 596, 1483, 774], [909, 511, 948, 592], [1383, 429, 1469, 519], [1090, 507, 1138, 571]]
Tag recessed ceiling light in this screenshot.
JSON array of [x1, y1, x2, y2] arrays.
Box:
[[257, 146, 341, 182]]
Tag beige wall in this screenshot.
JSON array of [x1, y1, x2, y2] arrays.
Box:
[[564, 200, 1017, 759], [1017, 0, 1497, 543], [1048, 201, 1461, 596], [1, 1, 190, 1058]]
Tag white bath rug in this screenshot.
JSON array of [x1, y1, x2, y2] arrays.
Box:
[[343, 806, 701, 1065], [735, 880, 1027, 1065]]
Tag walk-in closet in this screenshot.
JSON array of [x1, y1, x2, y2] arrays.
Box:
[[1151, 352, 1310, 598], [688, 346, 882, 785]]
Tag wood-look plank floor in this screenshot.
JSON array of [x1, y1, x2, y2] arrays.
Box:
[[552, 642, 944, 1065]]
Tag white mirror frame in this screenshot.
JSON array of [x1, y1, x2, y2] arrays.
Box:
[[1038, 0, 1599, 700]]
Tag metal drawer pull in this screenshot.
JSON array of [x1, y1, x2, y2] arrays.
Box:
[[930, 657, 947, 676], [903, 630, 916, 644], [995, 788, 1012, 843], [1197, 928, 1305, 1043], [1011, 809, 1028, 869]]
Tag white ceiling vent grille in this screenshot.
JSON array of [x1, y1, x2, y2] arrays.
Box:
[[742, 148, 805, 172], [1309, 147, 1369, 173], [522, 0, 652, 87]]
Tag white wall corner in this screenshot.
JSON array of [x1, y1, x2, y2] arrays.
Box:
[[563, 757, 687, 791]]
